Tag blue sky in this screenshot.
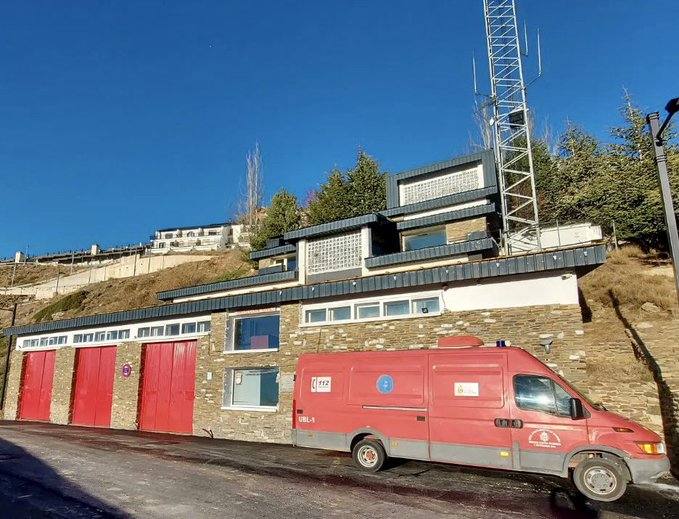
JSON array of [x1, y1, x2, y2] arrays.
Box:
[[1, 1, 677, 257]]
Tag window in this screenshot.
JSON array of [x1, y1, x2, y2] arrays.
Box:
[[165, 323, 180, 336], [138, 327, 150, 338], [305, 309, 326, 324], [119, 329, 130, 340], [330, 306, 351, 321], [287, 257, 298, 272], [187, 231, 195, 237], [197, 321, 211, 333], [403, 228, 447, 251], [40, 338, 48, 346], [384, 300, 410, 316], [83, 333, 94, 342], [230, 313, 280, 351], [57, 336, 67, 345], [413, 297, 440, 315], [514, 375, 572, 417], [106, 330, 118, 341], [95, 331, 106, 342], [164, 233, 173, 239], [150, 326, 164, 337], [224, 368, 279, 409], [157, 242, 166, 248], [356, 303, 380, 319], [182, 322, 197, 334]]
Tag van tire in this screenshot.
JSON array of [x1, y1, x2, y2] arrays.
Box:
[[352, 438, 386, 472], [573, 457, 628, 502]]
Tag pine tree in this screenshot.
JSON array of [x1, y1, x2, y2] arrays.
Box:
[[306, 169, 352, 225], [250, 190, 301, 250], [345, 151, 387, 216]]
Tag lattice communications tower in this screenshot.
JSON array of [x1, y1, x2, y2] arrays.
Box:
[[482, 0, 540, 253]]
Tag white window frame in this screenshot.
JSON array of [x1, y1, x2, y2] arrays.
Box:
[[16, 315, 212, 351], [225, 309, 281, 354], [222, 367, 280, 412], [300, 290, 443, 327]]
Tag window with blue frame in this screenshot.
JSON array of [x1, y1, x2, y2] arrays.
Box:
[[229, 313, 280, 351]]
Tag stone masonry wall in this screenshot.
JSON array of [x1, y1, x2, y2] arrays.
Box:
[[446, 217, 487, 243], [192, 302, 588, 445], [110, 341, 143, 430], [50, 347, 76, 425], [2, 349, 24, 420]]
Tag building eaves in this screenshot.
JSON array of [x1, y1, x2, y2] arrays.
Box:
[[156, 269, 298, 301], [156, 222, 229, 233], [283, 214, 384, 241], [249, 244, 297, 261], [365, 237, 498, 269], [381, 186, 498, 218], [395, 202, 497, 232], [4, 244, 607, 337]]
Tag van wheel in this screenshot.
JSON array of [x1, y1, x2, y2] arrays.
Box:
[[352, 438, 386, 472], [573, 457, 628, 502]]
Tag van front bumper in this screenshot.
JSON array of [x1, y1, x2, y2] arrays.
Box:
[[627, 456, 671, 484]]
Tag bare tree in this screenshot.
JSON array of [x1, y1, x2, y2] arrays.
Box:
[[240, 143, 263, 228]]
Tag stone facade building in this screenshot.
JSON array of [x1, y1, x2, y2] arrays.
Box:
[[3, 150, 608, 446]]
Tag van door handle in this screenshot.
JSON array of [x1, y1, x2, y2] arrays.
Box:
[[416, 416, 426, 422], [494, 418, 510, 428], [511, 419, 523, 429]]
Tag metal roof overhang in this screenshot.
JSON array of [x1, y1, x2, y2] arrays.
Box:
[[3, 244, 606, 337], [249, 244, 297, 261], [395, 202, 497, 232]]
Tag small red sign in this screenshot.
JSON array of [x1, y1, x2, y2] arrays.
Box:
[[121, 363, 133, 378]]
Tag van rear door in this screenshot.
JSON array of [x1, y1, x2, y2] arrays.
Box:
[[428, 350, 513, 469]]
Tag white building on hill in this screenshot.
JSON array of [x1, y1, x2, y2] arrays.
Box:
[[150, 222, 247, 253]]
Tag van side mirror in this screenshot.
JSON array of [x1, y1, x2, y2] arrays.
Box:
[[570, 398, 585, 420]]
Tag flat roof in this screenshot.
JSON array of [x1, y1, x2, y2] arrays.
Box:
[[156, 222, 232, 233]]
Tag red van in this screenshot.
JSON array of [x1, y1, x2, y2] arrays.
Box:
[[292, 337, 669, 502]]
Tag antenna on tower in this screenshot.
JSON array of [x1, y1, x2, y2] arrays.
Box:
[[482, 0, 542, 254]]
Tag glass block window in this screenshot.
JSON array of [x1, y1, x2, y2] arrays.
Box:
[[399, 166, 481, 205], [307, 232, 362, 275]]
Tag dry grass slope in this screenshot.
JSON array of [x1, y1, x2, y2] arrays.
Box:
[[0, 263, 86, 287]]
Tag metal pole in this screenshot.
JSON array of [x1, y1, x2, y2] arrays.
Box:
[[647, 112, 679, 306], [1, 303, 18, 410]]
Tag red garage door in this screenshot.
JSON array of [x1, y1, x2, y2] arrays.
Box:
[[71, 346, 117, 427], [139, 341, 196, 434], [19, 350, 56, 421]]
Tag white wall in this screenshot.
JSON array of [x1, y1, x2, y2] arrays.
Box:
[[442, 271, 579, 312]]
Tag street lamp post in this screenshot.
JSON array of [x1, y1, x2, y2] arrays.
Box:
[[647, 97, 679, 307]]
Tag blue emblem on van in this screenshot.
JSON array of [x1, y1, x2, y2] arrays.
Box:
[[376, 374, 394, 394]]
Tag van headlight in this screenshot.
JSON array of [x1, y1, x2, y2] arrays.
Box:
[[636, 442, 666, 455]]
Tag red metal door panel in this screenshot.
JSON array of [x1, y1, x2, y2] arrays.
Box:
[[139, 341, 196, 434], [19, 350, 56, 421], [71, 346, 117, 427]]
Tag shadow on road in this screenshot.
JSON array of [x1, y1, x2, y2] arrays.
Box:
[[0, 433, 126, 518]]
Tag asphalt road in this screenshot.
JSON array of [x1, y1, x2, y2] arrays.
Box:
[[0, 422, 677, 518]]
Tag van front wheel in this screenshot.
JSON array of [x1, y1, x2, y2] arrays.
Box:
[[573, 457, 628, 502], [352, 439, 386, 472]]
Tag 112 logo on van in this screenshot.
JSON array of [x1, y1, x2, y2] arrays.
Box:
[[311, 376, 332, 393]]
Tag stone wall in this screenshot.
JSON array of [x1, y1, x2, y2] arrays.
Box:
[[50, 347, 76, 424], [110, 341, 142, 430], [191, 302, 588, 444], [446, 217, 487, 243], [2, 349, 24, 420]]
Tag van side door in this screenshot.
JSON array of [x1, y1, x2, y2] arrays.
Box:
[[508, 373, 589, 475], [428, 351, 514, 470]]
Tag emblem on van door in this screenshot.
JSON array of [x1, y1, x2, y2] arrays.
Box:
[[376, 375, 394, 394], [528, 429, 562, 449]]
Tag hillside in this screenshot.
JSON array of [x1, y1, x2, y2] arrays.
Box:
[[0, 263, 86, 287], [0, 250, 253, 330]]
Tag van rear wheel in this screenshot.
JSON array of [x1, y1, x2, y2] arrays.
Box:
[[573, 457, 628, 502], [352, 438, 386, 472]]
